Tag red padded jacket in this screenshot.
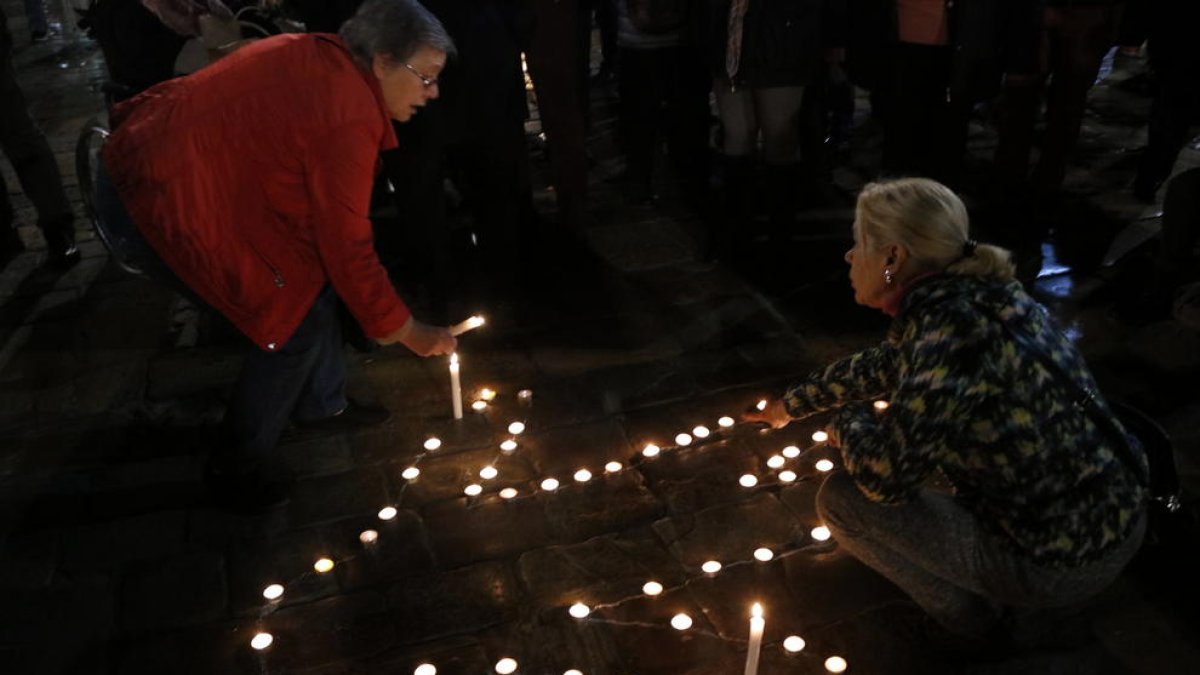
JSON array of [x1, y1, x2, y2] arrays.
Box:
[[102, 34, 408, 352]]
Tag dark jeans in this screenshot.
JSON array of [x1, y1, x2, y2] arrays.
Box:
[[1159, 167, 1200, 276], [0, 6, 73, 241], [1136, 63, 1200, 198], [995, 5, 1123, 193], [95, 160, 347, 470], [877, 43, 970, 185], [618, 45, 711, 197]]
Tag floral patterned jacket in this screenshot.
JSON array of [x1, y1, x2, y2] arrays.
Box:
[[784, 274, 1146, 567]]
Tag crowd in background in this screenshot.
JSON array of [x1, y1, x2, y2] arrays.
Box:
[[2, 0, 1199, 324]]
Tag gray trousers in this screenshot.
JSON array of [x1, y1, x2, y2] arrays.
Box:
[[817, 472, 1146, 637]]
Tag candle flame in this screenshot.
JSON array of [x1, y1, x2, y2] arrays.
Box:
[[752, 602, 763, 618], [450, 352, 459, 366]]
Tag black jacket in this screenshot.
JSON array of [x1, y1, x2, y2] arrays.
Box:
[[708, 0, 847, 88], [846, 0, 1042, 102]]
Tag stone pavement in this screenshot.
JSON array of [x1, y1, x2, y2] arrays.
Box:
[[2, 4, 1200, 674]]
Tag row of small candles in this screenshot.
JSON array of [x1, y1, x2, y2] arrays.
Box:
[[244, 380, 890, 671]]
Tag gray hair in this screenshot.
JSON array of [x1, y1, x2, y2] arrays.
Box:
[[855, 178, 1016, 281], [339, 0, 456, 67]]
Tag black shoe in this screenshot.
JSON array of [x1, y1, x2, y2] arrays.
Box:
[[290, 399, 392, 437], [44, 230, 81, 270], [203, 462, 290, 514]]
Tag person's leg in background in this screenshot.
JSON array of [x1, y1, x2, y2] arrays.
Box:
[[661, 44, 712, 209], [1155, 168, 1200, 295], [712, 77, 759, 257], [1134, 60, 1200, 202], [1030, 5, 1120, 194], [0, 6, 78, 268], [756, 86, 806, 240], [617, 46, 664, 203]]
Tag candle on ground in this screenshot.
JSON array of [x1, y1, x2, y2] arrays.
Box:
[[449, 353, 463, 419], [744, 603, 764, 675]]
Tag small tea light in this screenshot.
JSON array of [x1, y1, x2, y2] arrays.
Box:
[[479, 388, 497, 401], [642, 581, 664, 596], [718, 416, 735, 428], [604, 461, 623, 473], [825, 656, 848, 673], [423, 437, 442, 451], [495, 657, 518, 674], [574, 469, 592, 483], [873, 400, 890, 411], [568, 603, 590, 618], [471, 400, 488, 412], [674, 433, 693, 446], [414, 664, 437, 675], [692, 425, 710, 438], [464, 484, 483, 497], [479, 465, 499, 480], [250, 632, 274, 650], [756, 399, 768, 411], [778, 470, 797, 483], [499, 488, 518, 499], [642, 444, 661, 458], [739, 474, 759, 488], [313, 557, 335, 573], [811, 430, 829, 443], [541, 478, 560, 491], [671, 613, 693, 630], [783, 635, 806, 653], [500, 439, 518, 453], [815, 459, 835, 472], [262, 584, 284, 601], [508, 421, 526, 435], [701, 560, 722, 574], [766, 455, 785, 469], [401, 467, 420, 480], [517, 389, 533, 403], [564, 671, 583, 675], [359, 529, 379, 545], [378, 506, 398, 521], [753, 547, 774, 562], [811, 526, 832, 541], [782, 445, 801, 458]]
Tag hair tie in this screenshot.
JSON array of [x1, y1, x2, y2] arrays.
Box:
[[962, 239, 978, 257]]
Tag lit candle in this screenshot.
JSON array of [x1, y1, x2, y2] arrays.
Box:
[[642, 581, 663, 596], [825, 656, 848, 673], [479, 465, 498, 480], [449, 353, 463, 420], [359, 529, 379, 545], [675, 433, 693, 446], [500, 439, 518, 453], [811, 430, 829, 443], [508, 421, 526, 435], [815, 459, 834, 472], [756, 399, 768, 411], [739, 474, 758, 488], [783, 635, 806, 653], [262, 584, 284, 601], [464, 484, 482, 497], [810, 526, 831, 541], [449, 315, 485, 336], [517, 389, 533, 406], [753, 547, 774, 562], [499, 487, 518, 499], [604, 461, 623, 473], [766, 455, 785, 469], [778, 470, 797, 483], [782, 445, 801, 459], [423, 437, 442, 451], [574, 469, 592, 483], [378, 506, 398, 521], [251, 632, 274, 650], [718, 416, 735, 428], [540, 478, 560, 491], [745, 603, 764, 675], [313, 557, 335, 573], [568, 603, 590, 618], [479, 387, 497, 401], [471, 400, 488, 412], [873, 400, 890, 411], [401, 466, 420, 480], [671, 613, 693, 630], [414, 664, 437, 675], [642, 444, 660, 458], [494, 657, 517, 674], [692, 425, 711, 438], [701, 560, 722, 575]]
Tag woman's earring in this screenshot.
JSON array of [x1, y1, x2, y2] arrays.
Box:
[[884, 269, 894, 285]]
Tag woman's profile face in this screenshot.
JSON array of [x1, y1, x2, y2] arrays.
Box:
[[372, 46, 446, 123], [845, 220, 891, 309]]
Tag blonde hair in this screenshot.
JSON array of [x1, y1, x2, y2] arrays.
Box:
[[855, 178, 1015, 281]]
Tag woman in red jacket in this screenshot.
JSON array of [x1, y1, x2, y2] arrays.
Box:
[[97, 0, 458, 510]]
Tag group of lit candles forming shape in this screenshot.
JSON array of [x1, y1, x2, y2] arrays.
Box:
[[247, 315, 888, 673]]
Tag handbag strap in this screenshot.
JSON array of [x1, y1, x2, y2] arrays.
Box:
[[984, 308, 1152, 491]]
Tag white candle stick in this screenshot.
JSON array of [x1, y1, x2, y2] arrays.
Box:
[[449, 315, 485, 336], [745, 603, 764, 675], [449, 353, 463, 420]]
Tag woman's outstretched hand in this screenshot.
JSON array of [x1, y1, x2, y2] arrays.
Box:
[[743, 398, 791, 429], [378, 318, 457, 356]]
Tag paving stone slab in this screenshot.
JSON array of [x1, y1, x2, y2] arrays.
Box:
[[387, 560, 523, 644], [390, 444, 538, 507], [266, 591, 396, 671], [683, 560, 810, 642], [119, 550, 228, 634], [287, 469, 390, 528], [516, 418, 633, 476], [115, 618, 276, 675], [582, 359, 701, 411], [541, 471, 663, 543], [597, 590, 742, 675], [366, 634, 492, 675], [323, 511, 435, 591], [517, 527, 687, 607], [59, 510, 187, 572], [652, 493, 807, 568], [227, 529, 340, 616], [279, 435, 356, 479], [421, 492, 552, 569]]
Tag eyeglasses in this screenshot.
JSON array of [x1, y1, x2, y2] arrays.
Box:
[[403, 62, 438, 89]]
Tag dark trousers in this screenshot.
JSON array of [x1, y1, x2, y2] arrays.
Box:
[[0, 7, 73, 242], [618, 45, 711, 197], [995, 5, 1123, 193], [878, 43, 970, 185], [1136, 63, 1200, 198], [96, 160, 347, 469], [1160, 167, 1200, 274]]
